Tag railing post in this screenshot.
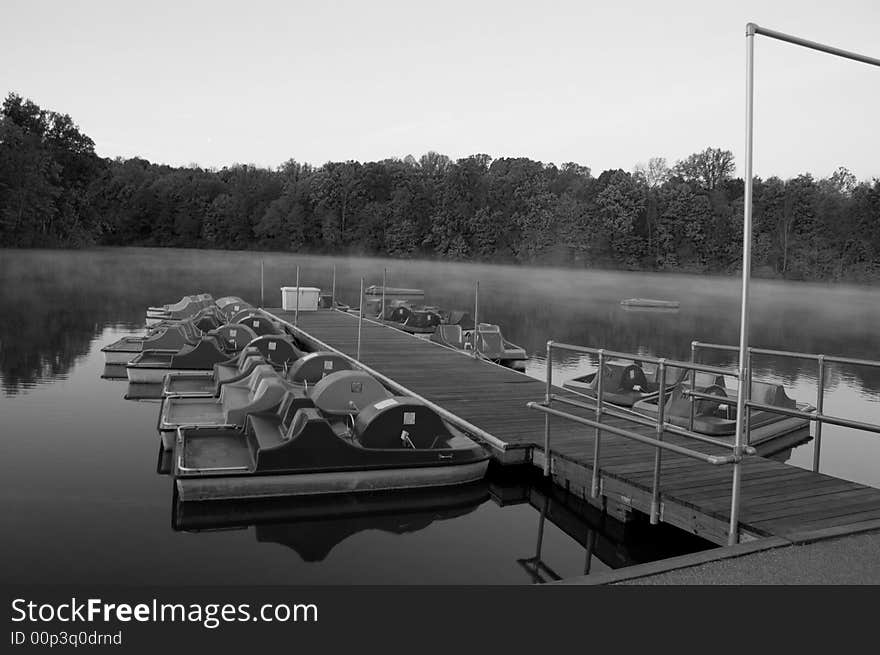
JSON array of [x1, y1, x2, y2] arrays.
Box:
[[590, 350, 605, 498], [472, 280, 480, 359], [382, 268, 387, 320], [294, 265, 300, 327], [543, 341, 553, 477], [356, 277, 364, 361], [650, 359, 667, 524], [744, 349, 752, 445], [689, 341, 697, 432], [813, 354, 825, 472], [331, 264, 336, 308], [260, 260, 265, 308]]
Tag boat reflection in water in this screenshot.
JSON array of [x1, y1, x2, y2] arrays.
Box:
[[172, 467, 713, 578], [172, 482, 490, 562]]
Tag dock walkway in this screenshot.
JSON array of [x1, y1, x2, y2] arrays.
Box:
[[269, 308, 880, 546]]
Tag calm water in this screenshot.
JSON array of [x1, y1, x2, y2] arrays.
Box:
[[3, 247, 880, 584]]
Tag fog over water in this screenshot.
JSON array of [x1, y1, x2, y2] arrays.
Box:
[[2, 247, 879, 583]]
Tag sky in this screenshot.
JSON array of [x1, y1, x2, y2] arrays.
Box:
[[2, 0, 878, 180]]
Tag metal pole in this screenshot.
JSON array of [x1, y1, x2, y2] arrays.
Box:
[[689, 341, 697, 432], [331, 264, 336, 307], [472, 281, 480, 359], [590, 350, 605, 498], [650, 359, 667, 524], [260, 260, 264, 307], [357, 277, 364, 361], [382, 268, 387, 320], [728, 23, 756, 546], [584, 528, 595, 576], [543, 341, 553, 477], [813, 355, 825, 472], [294, 265, 300, 327]]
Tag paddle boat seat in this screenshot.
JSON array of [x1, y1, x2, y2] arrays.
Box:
[[237, 314, 283, 336], [431, 324, 465, 349], [158, 365, 286, 432], [209, 323, 259, 352], [249, 335, 304, 369], [162, 346, 265, 397]]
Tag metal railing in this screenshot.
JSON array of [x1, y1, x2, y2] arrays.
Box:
[[527, 341, 757, 545], [692, 341, 880, 473]]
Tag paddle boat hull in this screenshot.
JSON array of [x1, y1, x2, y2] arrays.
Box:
[[173, 372, 490, 501], [631, 380, 815, 456]]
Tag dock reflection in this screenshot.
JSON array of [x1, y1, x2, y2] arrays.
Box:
[[489, 469, 713, 582]]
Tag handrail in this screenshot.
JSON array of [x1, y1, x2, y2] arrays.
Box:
[[528, 402, 737, 466], [531, 340, 751, 545], [692, 341, 880, 369]]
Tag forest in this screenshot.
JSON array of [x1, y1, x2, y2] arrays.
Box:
[[1, 92, 878, 281]]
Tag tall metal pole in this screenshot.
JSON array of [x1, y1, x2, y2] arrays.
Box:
[[382, 268, 387, 320], [260, 260, 264, 308], [357, 277, 364, 361], [728, 23, 756, 546], [472, 280, 480, 359], [294, 265, 300, 327], [331, 264, 336, 308]]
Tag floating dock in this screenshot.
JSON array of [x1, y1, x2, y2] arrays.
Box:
[[267, 307, 880, 547]]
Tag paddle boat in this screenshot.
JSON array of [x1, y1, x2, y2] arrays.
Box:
[[318, 294, 350, 311], [620, 298, 680, 309], [631, 376, 814, 456], [431, 323, 527, 370], [163, 349, 351, 398], [126, 331, 298, 385], [364, 286, 425, 301], [172, 370, 489, 501], [146, 293, 214, 324], [563, 359, 683, 407], [158, 349, 348, 446], [103, 316, 253, 364], [383, 305, 443, 335]]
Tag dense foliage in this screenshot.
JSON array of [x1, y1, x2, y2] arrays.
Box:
[[2, 93, 878, 281]]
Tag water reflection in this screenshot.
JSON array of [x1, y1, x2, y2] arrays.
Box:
[[173, 483, 491, 563], [171, 469, 713, 581]]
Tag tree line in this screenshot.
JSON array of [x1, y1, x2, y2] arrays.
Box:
[[2, 92, 878, 281]]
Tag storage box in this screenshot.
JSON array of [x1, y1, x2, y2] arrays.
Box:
[[280, 286, 321, 311]]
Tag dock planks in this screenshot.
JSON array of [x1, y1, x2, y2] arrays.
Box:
[[269, 308, 880, 546]]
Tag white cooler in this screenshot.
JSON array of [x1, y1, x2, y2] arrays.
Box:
[[281, 286, 321, 311]]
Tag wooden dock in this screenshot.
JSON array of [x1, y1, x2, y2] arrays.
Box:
[[269, 308, 880, 546]]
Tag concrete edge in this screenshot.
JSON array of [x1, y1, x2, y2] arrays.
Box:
[[553, 536, 791, 585]]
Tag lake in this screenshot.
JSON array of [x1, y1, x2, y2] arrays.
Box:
[[2, 247, 879, 584]]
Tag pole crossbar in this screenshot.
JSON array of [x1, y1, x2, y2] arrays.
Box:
[[750, 23, 880, 68]]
